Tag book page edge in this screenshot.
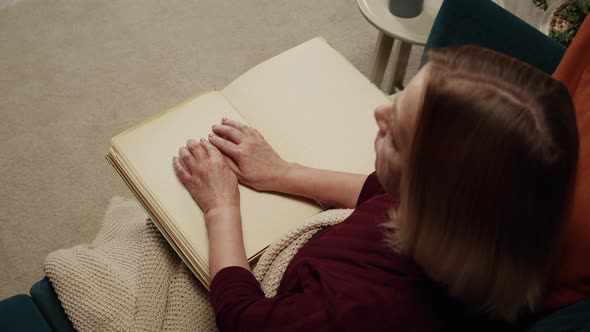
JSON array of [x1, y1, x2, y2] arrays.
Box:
[[112, 88, 222, 144], [105, 150, 212, 289]]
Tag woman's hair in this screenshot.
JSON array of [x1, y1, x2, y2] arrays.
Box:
[[385, 46, 579, 322]]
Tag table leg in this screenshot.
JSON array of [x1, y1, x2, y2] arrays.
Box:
[[369, 31, 394, 88], [389, 41, 412, 93]]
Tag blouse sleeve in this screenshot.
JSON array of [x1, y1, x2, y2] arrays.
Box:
[[209, 172, 390, 331], [356, 172, 385, 207], [210, 267, 334, 331]]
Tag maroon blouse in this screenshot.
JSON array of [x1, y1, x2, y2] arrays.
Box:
[[210, 173, 510, 331]]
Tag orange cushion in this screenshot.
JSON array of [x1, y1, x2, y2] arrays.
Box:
[[543, 15, 590, 311]]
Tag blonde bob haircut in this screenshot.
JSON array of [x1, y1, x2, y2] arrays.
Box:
[[385, 46, 579, 322]]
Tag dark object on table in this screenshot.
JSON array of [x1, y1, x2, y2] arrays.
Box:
[[388, 0, 424, 18], [534, 0, 549, 11]]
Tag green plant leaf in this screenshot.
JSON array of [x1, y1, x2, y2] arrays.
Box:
[[573, 0, 590, 15]]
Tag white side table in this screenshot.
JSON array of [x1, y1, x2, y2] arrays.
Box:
[[358, 0, 504, 93]]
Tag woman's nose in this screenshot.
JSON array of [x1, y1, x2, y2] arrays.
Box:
[[374, 104, 391, 121], [374, 103, 392, 133]]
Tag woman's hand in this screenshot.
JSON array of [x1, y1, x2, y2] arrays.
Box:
[[173, 138, 239, 218], [174, 139, 249, 277], [209, 118, 289, 191]]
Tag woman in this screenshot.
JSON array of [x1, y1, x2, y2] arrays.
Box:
[[172, 46, 578, 331]]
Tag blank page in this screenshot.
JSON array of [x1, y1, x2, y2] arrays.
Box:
[[222, 37, 390, 175]]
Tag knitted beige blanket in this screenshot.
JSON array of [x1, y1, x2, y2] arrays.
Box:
[[44, 197, 352, 331]]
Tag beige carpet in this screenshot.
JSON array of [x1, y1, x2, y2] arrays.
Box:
[[0, 0, 424, 298]]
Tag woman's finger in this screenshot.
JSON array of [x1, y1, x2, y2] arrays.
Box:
[[179, 146, 197, 172], [173, 156, 191, 183], [212, 124, 242, 144], [200, 139, 222, 159], [208, 133, 239, 159], [221, 117, 247, 131], [203, 138, 242, 175], [177, 154, 188, 170], [187, 139, 206, 161]]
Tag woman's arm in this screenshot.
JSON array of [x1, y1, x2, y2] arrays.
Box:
[[172, 139, 249, 279], [210, 267, 332, 331], [205, 207, 249, 278], [273, 163, 367, 209], [209, 118, 367, 209]]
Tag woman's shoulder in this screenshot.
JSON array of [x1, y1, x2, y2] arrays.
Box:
[[320, 274, 510, 332]]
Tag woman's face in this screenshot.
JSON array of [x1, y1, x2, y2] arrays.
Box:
[[374, 66, 428, 195]]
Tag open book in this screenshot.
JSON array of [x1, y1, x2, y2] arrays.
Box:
[[107, 37, 390, 289]]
